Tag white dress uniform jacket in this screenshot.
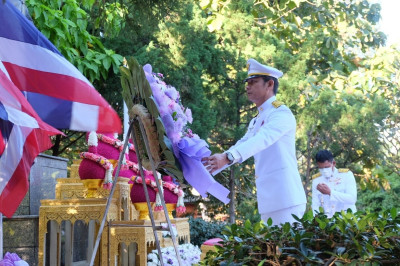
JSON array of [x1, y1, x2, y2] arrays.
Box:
[[228, 96, 306, 214], [312, 168, 357, 218]]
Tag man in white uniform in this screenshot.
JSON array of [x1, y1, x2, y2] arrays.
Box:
[[312, 149, 357, 218], [203, 59, 307, 226]]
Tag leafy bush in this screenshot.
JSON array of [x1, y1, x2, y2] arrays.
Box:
[[358, 171, 400, 213], [188, 217, 227, 247], [201, 209, 400, 265], [236, 198, 261, 224]]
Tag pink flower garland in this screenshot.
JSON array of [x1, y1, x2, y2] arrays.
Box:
[[97, 134, 124, 151], [131, 175, 186, 213], [79, 152, 112, 170], [123, 160, 152, 175], [97, 133, 136, 152], [131, 176, 183, 196]]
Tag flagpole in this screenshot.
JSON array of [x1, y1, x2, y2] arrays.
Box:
[[0, 213, 3, 260], [123, 102, 129, 137]]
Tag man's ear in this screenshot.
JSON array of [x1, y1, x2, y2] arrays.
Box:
[[264, 79, 274, 92], [268, 79, 274, 88], [332, 160, 336, 168]]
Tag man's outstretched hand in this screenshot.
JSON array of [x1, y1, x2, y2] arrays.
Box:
[[201, 153, 229, 174]]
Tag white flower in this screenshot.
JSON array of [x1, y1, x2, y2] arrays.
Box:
[[161, 223, 178, 238], [148, 252, 158, 262], [147, 243, 201, 265]]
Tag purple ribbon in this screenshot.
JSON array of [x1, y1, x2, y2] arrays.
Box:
[[177, 137, 230, 204]]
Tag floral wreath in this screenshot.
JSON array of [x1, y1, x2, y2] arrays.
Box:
[[79, 152, 114, 189], [146, 65, 230, 204]]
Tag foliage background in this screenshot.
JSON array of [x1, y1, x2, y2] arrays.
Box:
[[25, 0, 400, 219]]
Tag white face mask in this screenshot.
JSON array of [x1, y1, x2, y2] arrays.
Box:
[[319, 167, 333, 179]]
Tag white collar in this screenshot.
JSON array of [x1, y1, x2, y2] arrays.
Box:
[[257, 96, 276, 113]]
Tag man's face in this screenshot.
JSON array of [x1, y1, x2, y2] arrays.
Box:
[[317, 160, 335, 170], [317, 160, 336, 178], [245, 77, 274, 106]]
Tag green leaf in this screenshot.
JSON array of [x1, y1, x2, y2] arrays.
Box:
[[318, 12, 326, 25], [77, 19, 87, 31], [299, 242, 308, 255], [34, 6, 42, 19], [172, 111, 177, 120], [112, 53, 124, 65], [267, 218, 273, 226], [199, 0, 211, 9], [257, 259, 266, 266], [365, 243, 374, 255], [288, 1, 297, 9], [233, 236, 243, 243], [279, 0, 289, 10], [390, 207, 397, 219], [54, 27, 66, 40], [337, 247, 346, 255], [253, 221, 262, 233], [282, 222, 291, 233], [244, 220, 251, 230]]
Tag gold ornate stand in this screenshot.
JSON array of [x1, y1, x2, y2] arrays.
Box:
[[108, 218, 190, 266], [38, 160, 190, 266], [38, 198, 117, 265]]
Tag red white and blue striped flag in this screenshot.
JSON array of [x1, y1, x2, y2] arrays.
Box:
[[0, 1, 121, 217], [0, 66, 61, 217], [0, 1, 121, 133]]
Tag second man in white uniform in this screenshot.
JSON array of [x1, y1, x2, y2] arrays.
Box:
[[312, 149, 357, 218]]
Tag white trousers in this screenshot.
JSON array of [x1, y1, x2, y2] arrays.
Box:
[[261, 204, 306, 226]]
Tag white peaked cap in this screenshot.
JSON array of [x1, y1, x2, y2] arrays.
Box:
[[244, 58, 283, 82]]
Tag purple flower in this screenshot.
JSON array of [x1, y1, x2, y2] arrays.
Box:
[[143, 64, 206, 164], [164, 87, 179, 101], [185, 108, 193, 124], [0, 252, 28, 266], [185, 129, 194, 138], [3, 252, 22, 262], [143, 64, 156, 84], [175, 117, 184, 132], [143, 64, 152, 73]]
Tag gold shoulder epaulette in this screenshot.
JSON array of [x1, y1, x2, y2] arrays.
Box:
[[312, 172, 321, 179], [272, 100, 283, 108], [338, 168, 349, 173]]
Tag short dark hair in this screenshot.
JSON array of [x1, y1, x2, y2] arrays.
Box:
[[262, 76, 279, 94], [315, 150, 334, 163]]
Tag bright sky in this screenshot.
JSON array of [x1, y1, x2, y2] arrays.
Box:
[[376, 0, 400, 46]]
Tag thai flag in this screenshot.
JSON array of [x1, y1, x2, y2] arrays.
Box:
[[0, 1, 121, 133], [0, 66, 61, 218]]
